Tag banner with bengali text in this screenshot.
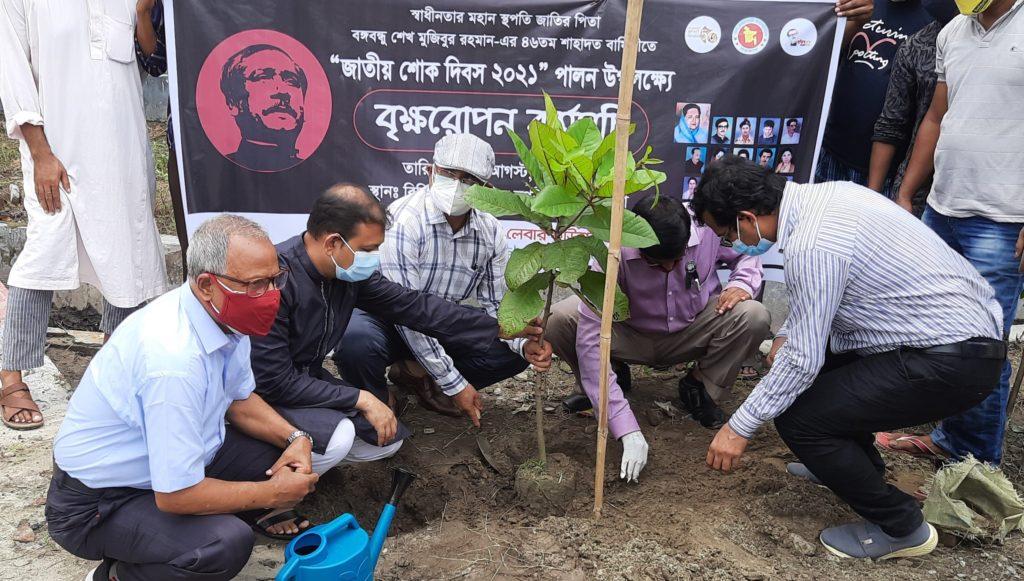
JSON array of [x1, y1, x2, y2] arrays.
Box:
[[166, 0, 844, 281]]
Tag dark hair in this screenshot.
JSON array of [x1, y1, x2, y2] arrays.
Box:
[[764, 119, 775, 128], [737, 149, 750, 158], [221, 44, 308, 110], [631, 192, 691, 260], [691, 156, 785, 227], [306, 183, 390, 239], [786, 118, 799, 127], [779, 148, 794, 159], [739, 118, 751, 128], [715, 118, 729, 128], [759, 149, 772, 158], [682, 103, 700, 117], [688, 177, 698, 185], [710, 146, 728, 158]]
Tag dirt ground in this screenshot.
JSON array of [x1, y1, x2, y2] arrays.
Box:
[[32, 341, 1024, 580]]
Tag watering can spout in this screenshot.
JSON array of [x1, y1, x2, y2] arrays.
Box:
[[368, 467, 417, 569]]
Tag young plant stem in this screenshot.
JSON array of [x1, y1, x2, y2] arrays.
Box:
[[534, 272, 557, 465]]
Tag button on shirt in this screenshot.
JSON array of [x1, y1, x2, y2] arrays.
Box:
[[54, 284, 256, 493], [381, 187, 524, 396], [929, 2, 1024, 222], [576, 218, 764, 438], [730, 181, 1003, 439]]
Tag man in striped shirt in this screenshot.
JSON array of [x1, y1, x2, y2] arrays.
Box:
[[337, 134, 552, 427], [691, 157, 1006, 560]]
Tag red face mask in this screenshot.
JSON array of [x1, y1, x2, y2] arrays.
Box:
[[209, 277, 281, 336]]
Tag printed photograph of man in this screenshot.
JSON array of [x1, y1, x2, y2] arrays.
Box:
[[757, 148, 775, 169], [734, 148, 753, 160], [758, 118, 780, 145], [222, 44, 308, 172], [734, 118, 755, 145], [781, 117, 802, 144], [711, 117, 732, 144], [683, 176, 699, 201], [775, 148, 796, 174], [684, 146, 706, 174], [674, 102, 710, 144], [710, 147, 729, 161]]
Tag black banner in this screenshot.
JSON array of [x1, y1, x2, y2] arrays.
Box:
[[167, 0, 840, 254]]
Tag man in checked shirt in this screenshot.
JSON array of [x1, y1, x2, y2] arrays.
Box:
[[337, 134, 554, 426], [693, 156, 1006, 560]]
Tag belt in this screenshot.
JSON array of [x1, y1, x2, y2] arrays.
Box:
[[919, 338, 1007, 360]]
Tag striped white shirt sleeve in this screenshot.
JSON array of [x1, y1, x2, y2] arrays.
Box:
[[385, 223, 470, 396], [729, 248, 851, 438]]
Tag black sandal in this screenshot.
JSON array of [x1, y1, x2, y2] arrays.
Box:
[[253, 509, 313, 540]]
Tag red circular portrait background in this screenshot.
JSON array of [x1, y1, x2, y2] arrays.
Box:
[[195, 29, 332, 172]]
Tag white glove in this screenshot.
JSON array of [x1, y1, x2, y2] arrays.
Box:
[[620, 430, 648, 483]]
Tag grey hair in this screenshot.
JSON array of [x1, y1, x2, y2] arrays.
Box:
[[187, 214, 271, 282]]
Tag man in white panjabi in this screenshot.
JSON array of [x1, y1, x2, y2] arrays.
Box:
[[0, 0, 170, 429]]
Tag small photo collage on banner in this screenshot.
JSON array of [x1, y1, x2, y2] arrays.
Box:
[[674, 102, 802, 201]]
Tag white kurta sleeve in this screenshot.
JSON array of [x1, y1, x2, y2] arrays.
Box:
[[0, 0, 43, 139]]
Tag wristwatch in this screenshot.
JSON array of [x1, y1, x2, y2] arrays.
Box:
[[287, 430, 314, 448]]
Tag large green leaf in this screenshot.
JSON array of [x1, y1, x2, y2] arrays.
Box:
[[591, 123, 635, 166], [576, 270, 629, 321], [505, 242, 545, 290], [465, 185, 530, 217], [594, 148, 637, 193], [531, 122, 566, 185], [567, 117, 603, 156], [624, 169, 667, 195], [577, 205, 659, 249], [498, 273, 550, 335], [527, 120, 555, 186], [543, 237, 591, 285], [577, 235, 609, 270], [543, 92, 561, 130], [507, 129, 546, 188], [531, 184, 587, 218]]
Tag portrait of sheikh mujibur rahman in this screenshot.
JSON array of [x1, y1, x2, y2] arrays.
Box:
[[221, 44, 308, 172]]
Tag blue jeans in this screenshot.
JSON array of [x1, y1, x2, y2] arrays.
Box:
[[814, 148, 894, 199], [923, 206, 1024, 464]]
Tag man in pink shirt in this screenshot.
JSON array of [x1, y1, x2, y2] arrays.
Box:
[[546, 193, 769, 482]]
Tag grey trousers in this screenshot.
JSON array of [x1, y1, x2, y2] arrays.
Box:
[[1, 286, 139, 370], [46, 426, 281, 580]]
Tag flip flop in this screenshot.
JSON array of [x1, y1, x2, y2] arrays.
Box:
[[874, 432, 947, 460], [1, 382, 44, 430], [253, 509, 313, 541], [737, 366, 760, 380]]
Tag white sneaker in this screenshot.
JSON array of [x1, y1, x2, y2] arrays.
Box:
[[83, 566, 98, 581]]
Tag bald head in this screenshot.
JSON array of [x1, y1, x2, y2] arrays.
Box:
[[306, 183, 389, 240]]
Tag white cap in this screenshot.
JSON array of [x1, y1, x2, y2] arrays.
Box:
[[433, 133, 495, 182]]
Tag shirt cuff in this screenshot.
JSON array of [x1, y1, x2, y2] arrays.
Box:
[[5, 111, 43, 140], [609, 408, 641, 440], [724, 280, 755, 298], [436, 368, 470, 397], [728, 403, 763, 439]]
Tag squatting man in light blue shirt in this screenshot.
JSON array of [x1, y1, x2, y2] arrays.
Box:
[[692, 156, 1005, 561], [45, 215, 339, 581]]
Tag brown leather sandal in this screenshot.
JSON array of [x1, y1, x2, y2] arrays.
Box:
[[1, 382, 44, 430]]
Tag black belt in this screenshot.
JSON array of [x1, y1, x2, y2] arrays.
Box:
[[918, 337, 1007, 360]]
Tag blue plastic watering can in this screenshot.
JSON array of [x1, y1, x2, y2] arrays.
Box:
[[275, 467, 417, 581]]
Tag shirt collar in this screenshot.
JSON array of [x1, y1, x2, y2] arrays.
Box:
[[775, 181, 799, 252], [424, 187, 479, 234], [180, 283, 233, 355], [290, 233, 328, 284]]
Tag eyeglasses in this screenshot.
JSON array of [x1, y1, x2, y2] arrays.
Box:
[[209, 269, 288, 297], [435, 166, 484, 187]]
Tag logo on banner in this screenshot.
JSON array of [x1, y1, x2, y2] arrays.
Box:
[[781, 18, 817, 56], [732, 18, 769, 55], [684, 16, 721, 54], [195, 29, 332, 173]]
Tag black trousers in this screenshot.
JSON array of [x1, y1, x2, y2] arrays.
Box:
[[45, 427, 282, 580], [773, 341, 1003, 537]]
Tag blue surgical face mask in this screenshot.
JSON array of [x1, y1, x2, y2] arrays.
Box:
[[732, 216, 774, 256], [331, 235, 380, 282]]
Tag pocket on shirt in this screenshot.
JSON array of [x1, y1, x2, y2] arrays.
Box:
[[103, 14, 136, 64]]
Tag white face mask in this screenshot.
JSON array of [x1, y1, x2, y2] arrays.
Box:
[[429, 172, 472, 216]]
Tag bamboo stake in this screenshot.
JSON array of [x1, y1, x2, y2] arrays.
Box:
[[594, 0, 646, 519]]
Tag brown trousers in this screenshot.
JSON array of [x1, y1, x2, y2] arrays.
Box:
[[546, 296, 770, 401]]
